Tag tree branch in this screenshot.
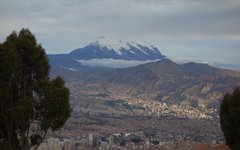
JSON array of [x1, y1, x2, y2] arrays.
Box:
[[33, 130, 48, 150]]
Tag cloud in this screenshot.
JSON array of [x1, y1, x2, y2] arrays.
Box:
[[77, 58, 159, 68], [1, 0, 239, 37], [0, 0, 240, 64]]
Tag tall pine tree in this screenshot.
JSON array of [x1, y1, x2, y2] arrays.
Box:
[[220, 87, 240, 150], [0, 29, 71, 150]]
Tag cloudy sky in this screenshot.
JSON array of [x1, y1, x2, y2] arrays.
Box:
[[0, 0, 240, 64]]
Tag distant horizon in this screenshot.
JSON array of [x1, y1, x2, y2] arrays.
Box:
[[45, 36, 240, 69]]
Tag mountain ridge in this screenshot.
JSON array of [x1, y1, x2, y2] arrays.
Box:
[[51, 59, 240, 109]]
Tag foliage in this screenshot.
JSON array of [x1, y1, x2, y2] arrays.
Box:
[[220, 87, 240, 150], [0, 29, 71, 150]]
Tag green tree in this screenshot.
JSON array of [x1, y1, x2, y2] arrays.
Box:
[[220, 87, 240, 150], [0, 29, 71, 150]]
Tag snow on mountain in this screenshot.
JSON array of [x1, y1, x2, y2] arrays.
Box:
[[92, 36, 127, 55], [69, 37, 165, 60], [91, 36, 156, 56]]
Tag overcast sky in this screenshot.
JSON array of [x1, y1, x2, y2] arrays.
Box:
[[0, 0, 240, 64]]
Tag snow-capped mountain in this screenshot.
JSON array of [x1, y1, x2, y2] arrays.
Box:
[[69, 37, 165, 60], [48, 37, 165, 70]]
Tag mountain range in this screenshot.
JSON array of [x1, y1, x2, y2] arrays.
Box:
[[51, 59, 240, 109], [49, 38, 240, 109]]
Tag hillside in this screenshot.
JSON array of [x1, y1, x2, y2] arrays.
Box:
[[52, 59, 240, 109]]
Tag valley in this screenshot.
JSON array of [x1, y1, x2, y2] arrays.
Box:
[[2, 1, 239, 149], [43, 59, 240, 149]]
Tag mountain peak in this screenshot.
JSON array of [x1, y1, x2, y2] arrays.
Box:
[[92, 37, 150, 50], [92, 37, 128, 55]]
